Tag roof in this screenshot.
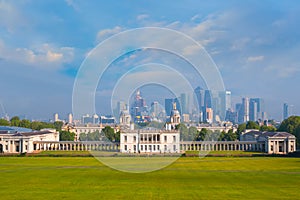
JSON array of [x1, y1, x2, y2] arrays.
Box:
[[11, 130, 55, 137], [262, 132, 295, 138], [0, 126, 32, 133], [243, 131, 295, 138]]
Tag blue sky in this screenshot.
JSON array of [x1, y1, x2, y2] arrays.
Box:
[[0, 0, 300, 121]]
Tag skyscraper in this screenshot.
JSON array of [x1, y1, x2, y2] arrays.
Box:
[[283, 103, 289, 120], [242, 97, 249, 123], [225, 91, 231, 111], [249, 100, 258, 122]]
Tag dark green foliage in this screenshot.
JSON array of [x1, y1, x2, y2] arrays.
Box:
[[260, 125, 276, 132], [246, 121, 260, 130], [278, 116, 300, 147], [54, 121, 64, 131], [0, 119, 10, 126], [59, 131, 75, 141]]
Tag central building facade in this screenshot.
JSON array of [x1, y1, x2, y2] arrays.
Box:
[[120, 129, 180, 153]]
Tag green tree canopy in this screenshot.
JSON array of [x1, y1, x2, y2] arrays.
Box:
[[0, 119, 10, 126], [54, 121, 64, 131], [10, 116, 20, 127], [176, 123, 188, 141], [59, 131, 75, 141], [237, 123, 246, 134], [246, 121, 260, 130], [278, 116, 300, 147]]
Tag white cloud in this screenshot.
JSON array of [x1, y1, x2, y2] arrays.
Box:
[[136, 14, 149, 21], [247, 55, 264, 62], [0, 42, 74, 69], [96, 26, 124, 43]]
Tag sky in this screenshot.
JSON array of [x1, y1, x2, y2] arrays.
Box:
[[0, 0, 300, 121]]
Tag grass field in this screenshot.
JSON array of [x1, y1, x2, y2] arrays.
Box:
[[0, 156, 300, 199]]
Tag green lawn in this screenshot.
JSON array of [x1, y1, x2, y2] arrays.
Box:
[[0, 156, 300, 199]]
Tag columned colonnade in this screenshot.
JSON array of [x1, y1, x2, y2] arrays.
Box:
[[33, 141, 119, 151], [34, 141, 265, 152], [180, 141, 265, 152]]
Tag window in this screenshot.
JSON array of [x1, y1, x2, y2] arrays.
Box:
[[124, 136, 127, 142], [133, 145, 136, 151], [164, 136, 167, 142], [145, 145, 147, 151], [149, 145, 152, 151], [6, 145, 8, 150], [124, 145, 127, 151], [270, 145, 273, 151], [164, 145, 167, 151], [153, 145, 156, 151], [157, 135, 160, 142], [25, 145, 28, 150], [173, 136, 176, 143], [173, 145, 176, 152], [133, 136, 136, 142], [157, 145, 160, 151], [141, 145, 143, 151]]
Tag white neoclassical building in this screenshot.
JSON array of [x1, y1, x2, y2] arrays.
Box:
[[0, 127, 59, 153], [120, 129, 180, 154], [240, 130, 296, 154]]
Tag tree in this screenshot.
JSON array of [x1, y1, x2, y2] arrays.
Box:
[[246, 121, 260, 130], [188, 126, 198, 141], [278, 116, 300, 147], [10, 116, 20, 127], [237, 123, 246, 134], [196, 128, 208, 141], [102, 126, 117, 142], [54, 121, 64, 131], [59, 131, 75, 141], [0, 119, 10, 126], [176, 123, 188, 141], [260, 125, 276, 132], [19, 119, 31, 128]]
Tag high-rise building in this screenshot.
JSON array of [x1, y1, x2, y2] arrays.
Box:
[[242, 97, 249, 123], [194, 86, 205, 111], [283, 103, 289, 120], [249, 98, 264, 121], [249, 100, 258, 122], [150, 101, 159, 117], [68, 113, 73, 124], [236, 103, 244, 124], [117, 101, 127, 115], [54, 113, 59, 122], [225, 91, 231, 111], [165, 98, 181, 116], [180, 93, 188, 114]]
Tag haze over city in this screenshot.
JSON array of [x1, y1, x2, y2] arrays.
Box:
[[1, 0, 300, 121]]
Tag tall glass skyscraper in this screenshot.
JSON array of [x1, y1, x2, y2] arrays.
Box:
[[283, 103, 289, 120]]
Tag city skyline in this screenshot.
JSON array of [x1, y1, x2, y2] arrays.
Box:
[[1, 1, 300, 120]]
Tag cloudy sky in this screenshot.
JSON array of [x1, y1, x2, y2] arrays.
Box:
[[0, 0, 299, 121]]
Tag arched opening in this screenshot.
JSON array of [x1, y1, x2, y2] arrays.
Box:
[[0, 144, 3, 153]]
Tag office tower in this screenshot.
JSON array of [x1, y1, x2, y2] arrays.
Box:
[[68, 113, 73, 124], [241, 97, 249, 123], [249, 98, 264, 121], [236, 103, 243, 124], [165, 98, 182, 116], [249, 100, 258, 121], [283, 103, 289, 120], [150, 101, 159, 117], [165, 98, 174, 116], [130, 89, 148, 118], [180, 93, 188, 114], [225, 91, 232, 111], [194, 86, 205, 111], [54, 113, 59, 122], [117, 101, 127, 115]]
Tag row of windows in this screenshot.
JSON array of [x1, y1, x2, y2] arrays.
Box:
[[124, 135, 177, 143], [124, 144, 177, 152]]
